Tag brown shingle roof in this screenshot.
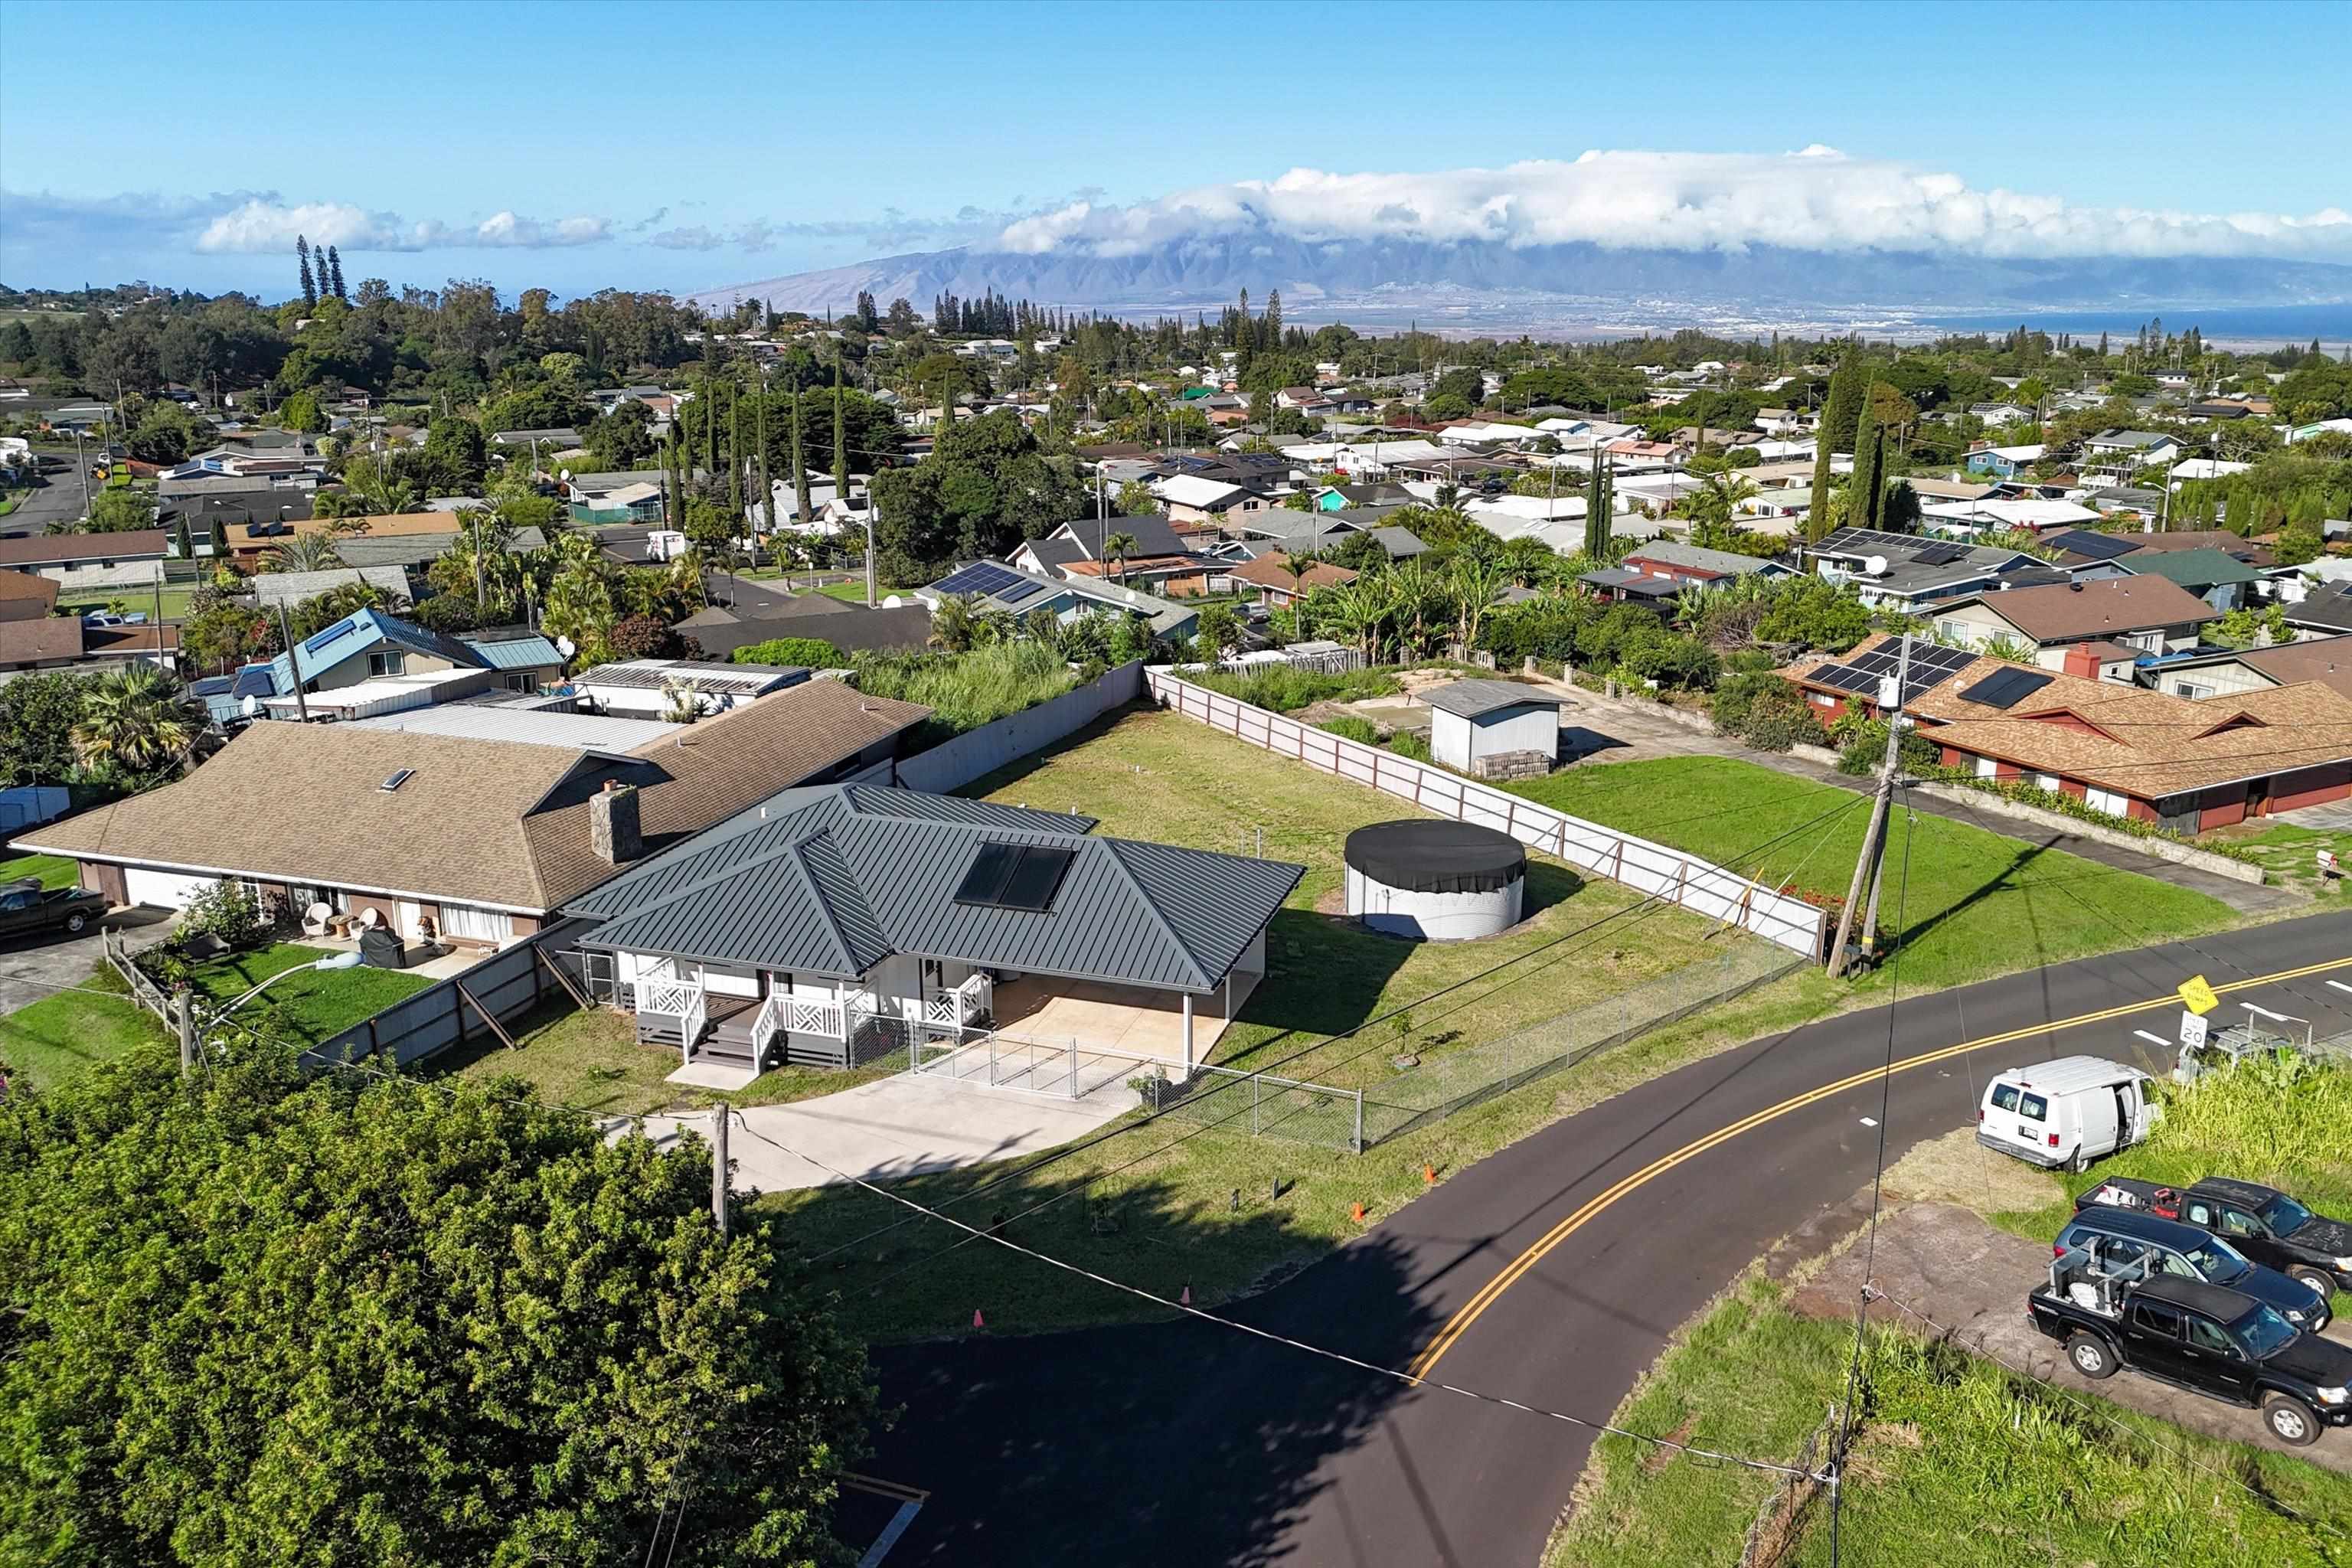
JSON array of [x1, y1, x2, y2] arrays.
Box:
[[1230, 552, 1358, 592], [1959, 576, 2216, 642], [18, 678, 932, 910], [0, 618, 86, 663], [0, 573, 60, 606], [1785, 634, 2352, 799], [0, 531, 171, 567]]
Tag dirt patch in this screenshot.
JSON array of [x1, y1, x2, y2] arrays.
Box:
[[1877, 1124, 2063, 1212], [1638, 1413, 1697, 1475]]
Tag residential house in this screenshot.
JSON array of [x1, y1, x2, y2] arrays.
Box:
[[917, 558, 1199, 638], [1919, 497, 2103, 535], [1968, 402, 2035, 425], [676, 593, 933, 660], [0, 616, 181, 676], [490, 426, 584, 452], [1782, 633, 2352, 831], [1806, 527, 2037, 613], [2120, 548, 2262, 612], [1230, 551, 1357, 608], [1921, 576, 2217, 667], [14, 678, 933, 942], [1580, 541, 1791, 607], [561, 782, 1302, 1080], [0, 572, 59, 622], [237, 609, 564, 712], [2180, 400, 2252, 422], [2143, 635, 2352, 701], [2081, 430, 2184, 468], [244, 565, 416, 609], [1964, 443, 2047, 479], [568, 658, 808, 717], [0, 530, 171, 580], [1152, 473, 1279, 528], [565, 470, 673, 524], [2284, 585, 2352, 641]]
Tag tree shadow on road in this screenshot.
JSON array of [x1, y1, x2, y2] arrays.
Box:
[[858, 1229, 1438, 1568]]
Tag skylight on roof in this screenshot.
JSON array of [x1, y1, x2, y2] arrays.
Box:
[[380, 767, 414, 792]]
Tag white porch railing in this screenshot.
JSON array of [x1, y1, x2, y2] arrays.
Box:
[[923, 973, 992, 1030], [639, 978, 706, 1065], [782, 995, 848, 1039], [749, 993, 786, 1066]]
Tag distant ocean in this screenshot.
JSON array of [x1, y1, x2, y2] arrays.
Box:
[[1918, 304, 2352, 348]]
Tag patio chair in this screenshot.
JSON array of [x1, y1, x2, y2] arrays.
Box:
[[354, 906, 382, 930], [301, 901, 333, 938]]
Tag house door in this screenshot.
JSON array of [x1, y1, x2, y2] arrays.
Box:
[[920, 959, 944, 1015], [2245, 777, 2272, 819]]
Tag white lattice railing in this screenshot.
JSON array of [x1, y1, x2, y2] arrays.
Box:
[[924, 974, 992, 1028], [750, 994, 786, 1065], [640, 978, 702, 1018], [784, 996, 847, 1038]]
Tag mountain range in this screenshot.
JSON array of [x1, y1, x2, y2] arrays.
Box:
[[691, 240, 2352, 335]]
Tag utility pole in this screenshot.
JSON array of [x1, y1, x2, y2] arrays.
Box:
[[177, 988, 196, 1080], [710, 1107, 730, 1238], [74, 428, 92, 520], [272, 600, 310, 724], [1827, 634, 1912, 977], [864, 494, 878, 609]]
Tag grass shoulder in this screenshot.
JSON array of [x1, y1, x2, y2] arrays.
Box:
[[0, 961, 158, 1089]]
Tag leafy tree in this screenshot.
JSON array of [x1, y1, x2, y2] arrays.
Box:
[[869, 410, 1086, 583], [181, 597, 278, 675], [609, 613, 691, 659], [419, 415, 488, 494], [0, 671, 97, 786], [263, 533, 346, 573], [0, 1040, 873, 1567], [731, 635, 847, 668], [583, 402, 655, 469], [278, 389, 325, 433], [1421, 366, 1486, 420], [1115, 478, 1157, 518], [81, 488, 155, 533]]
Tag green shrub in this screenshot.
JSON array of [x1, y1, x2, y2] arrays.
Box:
[[1318, 716, 1380, 744], [731, 635, 846, 668], [1388, 729, 1432, 763], [178, 879, 263, 949], [1190, 665, 1402, 713], [850, 642, 1077, 738], [1710, 672, 1831, 753]]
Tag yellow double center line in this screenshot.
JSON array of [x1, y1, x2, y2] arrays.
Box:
[[1404, 954, 2352, 1382]]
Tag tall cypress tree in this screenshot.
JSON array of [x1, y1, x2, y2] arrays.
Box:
[[325, 246, 346, 301], [1807, 357, 1867, 537], [1586, 455, 1613, 560], [755, 391, 770, 533], [1849, 389, 1884, 532], [727, 397, 743, 527], [791, 387, 812, 527], [296, 236, 316, 309]]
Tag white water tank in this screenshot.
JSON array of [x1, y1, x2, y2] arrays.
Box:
[[1344, 820, 1527, 942]]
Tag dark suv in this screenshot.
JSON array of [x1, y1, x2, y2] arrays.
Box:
[[2079, 1178, 2352, 1298], [2055, 1205, 2328, 1331]]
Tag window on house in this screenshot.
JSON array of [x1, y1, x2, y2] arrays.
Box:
[[2173, 681, 2213, 700], [368, 650, 405, 678], [439, 905, 511, 942], [2034, 773, 2061, 792], [1975, 755, 1999, 779], [504, 672, 531, 691], [2085, 786, 2131, 816]]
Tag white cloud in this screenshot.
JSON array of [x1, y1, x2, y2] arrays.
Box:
[[191, 198, 612, 253], [991, 150, 2352, 262], [649, 225, 726, 251]]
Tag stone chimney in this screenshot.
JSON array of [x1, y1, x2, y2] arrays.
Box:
[[590, 779, 641, 864]]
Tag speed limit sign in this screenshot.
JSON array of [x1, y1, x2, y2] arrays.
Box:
[[2179, 1010, 2209, 1050]]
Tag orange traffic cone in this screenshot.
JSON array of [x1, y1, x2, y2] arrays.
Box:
[[1423, 1164, 1436, 1185], [972, 1308, 985, 1331], [1351, 1202, 1367, 1223], [1180, 1284, 1193, 1306]]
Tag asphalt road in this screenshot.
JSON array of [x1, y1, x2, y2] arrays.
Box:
[[2, 470, 92, 536], [864, 910, 2352, 1567]]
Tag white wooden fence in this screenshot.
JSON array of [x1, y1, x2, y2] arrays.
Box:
[[1147, 668, 1829, 959]]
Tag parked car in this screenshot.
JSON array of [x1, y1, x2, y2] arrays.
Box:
[[2079, 1178, 2352, 1298], [78, 610, 148, 627], [0, 877, 106, 939], [2027, 1249, 2350, 1446], [2054, 1204, 2329, 1331], [1975, 1056, 2159, 1171]]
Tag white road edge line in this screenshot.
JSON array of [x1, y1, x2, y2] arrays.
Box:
[[2131, 1030, 2171, 1048], [2327, 979, 2352, 996]]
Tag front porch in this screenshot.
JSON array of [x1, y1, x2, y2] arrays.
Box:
[[619, 961, 997, 1089], [988, 972, 1256, 1067]]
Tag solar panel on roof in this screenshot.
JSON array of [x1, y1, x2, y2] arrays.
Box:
[[952, 842, 1076, 913], [1912, 544, 1966, 566], [2055, 531, 2135, 560], [996, 577, 1047, 605], [1958, 668, 2054, 710], [934, 563, 1028, 600]]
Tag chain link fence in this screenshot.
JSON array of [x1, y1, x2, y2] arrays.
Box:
[[1354, 942, 1804, 1148]]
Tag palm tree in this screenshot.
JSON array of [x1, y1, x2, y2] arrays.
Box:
[[926, 593, 979, 653], [263, 534, 345, 573], [1102, 530, 1139, 586], [72, 665, 204, 779], [658, 675, 707, 724]]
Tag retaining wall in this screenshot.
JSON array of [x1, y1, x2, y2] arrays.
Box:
[[893, 660, 1146, 795]]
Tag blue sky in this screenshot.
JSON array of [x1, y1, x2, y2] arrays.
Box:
[[2, 0, 2344, 301]]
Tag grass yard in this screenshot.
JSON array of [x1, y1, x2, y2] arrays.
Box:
[[0, 961, 158, 1090], [1512, 756, 2243, 992], [54, 584, 198, 621], [439, 1002, 896, 1118], [2207, 817, 2352, 901], [184, 942, 435, 1044], [1547, 1276, 2351, 1567], [764, 707, 1834, 1341], [972, 707, 1737, 1091], [0, 852, 80, 890]]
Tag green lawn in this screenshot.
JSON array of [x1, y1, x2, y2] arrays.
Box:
[[816, 579, 877, 603], [55, 585, 198, 621], [439, 1001, 896, 1118], [183, 942, 434, 1044], [1511, 756, 2243, 991], [764, 707, 1818, 1341], [0, 962, 158, 1090], [0, 852, 80, 890], [2207, 818, 2352, 901], [1547, 1276, 2351, 1566]]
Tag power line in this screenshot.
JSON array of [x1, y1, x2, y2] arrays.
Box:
[[728, 1112, 1827, 1483]]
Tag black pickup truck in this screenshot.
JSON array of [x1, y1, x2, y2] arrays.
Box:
[[0, 877, 105, 940], [2028, 1250, 2352, 1446], [2080, 1177, 2352, 1298]]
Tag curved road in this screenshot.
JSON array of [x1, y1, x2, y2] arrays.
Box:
[[867, 910, 2352, 1566]]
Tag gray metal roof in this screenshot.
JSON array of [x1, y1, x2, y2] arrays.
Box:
[[465, 633, 564, 670], [574, 659, 807, 692], [569, 783, 1304, 991], [1422, 678, 1563, 719], [246, 565, 415, 606], [345, 706, 677, 750]]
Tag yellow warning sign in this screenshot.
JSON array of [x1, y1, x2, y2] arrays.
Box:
[[2177, 974, 2220, 1016]]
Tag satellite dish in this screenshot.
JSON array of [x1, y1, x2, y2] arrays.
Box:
[[554, 635, 577, 657], [559, 467, 570, 480], [240, 694, 258, 717]]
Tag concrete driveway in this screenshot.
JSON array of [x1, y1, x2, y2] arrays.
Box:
[[0, 906, 175, 1016], [612, 1069, 1132, 1193]]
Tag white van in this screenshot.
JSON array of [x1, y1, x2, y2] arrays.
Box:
[[1976, 1056, 2160, 1171]]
